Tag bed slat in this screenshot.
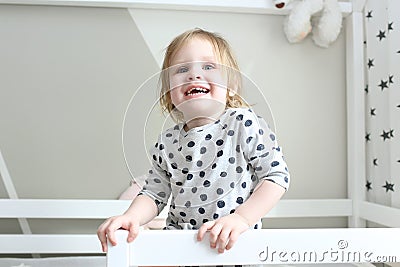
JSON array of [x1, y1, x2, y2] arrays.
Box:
[[0, 234, 102, 254]]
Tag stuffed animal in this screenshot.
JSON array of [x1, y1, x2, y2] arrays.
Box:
[[274, 0, 343, 48]]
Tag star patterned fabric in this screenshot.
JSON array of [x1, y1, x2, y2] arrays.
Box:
[[364, 0, 399, 207]]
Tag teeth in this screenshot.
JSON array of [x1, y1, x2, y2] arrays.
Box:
[[186, 87, 209, 96]]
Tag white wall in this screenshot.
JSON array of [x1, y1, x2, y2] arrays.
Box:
[[0, 4, 347, 234]]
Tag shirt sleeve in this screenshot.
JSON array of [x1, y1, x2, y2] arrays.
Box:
[[139, 137, 172, 215], [239, 110, 290, 191]]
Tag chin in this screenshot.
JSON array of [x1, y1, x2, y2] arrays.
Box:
[[177, 98, 226, 122]]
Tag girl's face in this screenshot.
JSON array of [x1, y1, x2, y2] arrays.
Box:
[[168, 37, 228, 121]]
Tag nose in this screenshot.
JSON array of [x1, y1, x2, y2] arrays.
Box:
[[188, 74, 202, 81], [187, 65, 203, 81]]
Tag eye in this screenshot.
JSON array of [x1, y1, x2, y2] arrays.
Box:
[[203, 63, 215, 70], [177, 66, 189, 73]]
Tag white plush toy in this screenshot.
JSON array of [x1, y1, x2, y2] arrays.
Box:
[[274, 0, 343, 48]]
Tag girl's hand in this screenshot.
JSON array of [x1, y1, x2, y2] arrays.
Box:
[[97, 214, 140, 252], [197, 213, 250, 254]]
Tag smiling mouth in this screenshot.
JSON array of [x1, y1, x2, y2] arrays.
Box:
[[184, 87, 210, 96]]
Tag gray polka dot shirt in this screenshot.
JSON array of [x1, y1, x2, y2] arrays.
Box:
[[140, 108, 290, 230]]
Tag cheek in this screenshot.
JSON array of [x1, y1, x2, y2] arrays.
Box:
[[208, 71, 228, 89], [169, 87, 181, 106], [169, 74, 185, 90]]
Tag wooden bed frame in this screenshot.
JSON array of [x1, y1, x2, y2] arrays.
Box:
[[0, 0, 399, 266]]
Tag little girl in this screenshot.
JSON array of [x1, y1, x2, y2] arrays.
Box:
[[97, 28, 290, 255]]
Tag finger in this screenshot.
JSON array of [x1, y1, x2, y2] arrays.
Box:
[[209, 223, 223, 248], [105, 221, 121, 247], [225, 229, 240, 251], [97, 221, 111, 252], [217, 228, 231, 254], [197, 221, 215, 241], [127, 222, 139, 243]]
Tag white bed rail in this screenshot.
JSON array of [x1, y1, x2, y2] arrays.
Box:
[[1, 198, 400, 256], [107, 228, 400, 266]]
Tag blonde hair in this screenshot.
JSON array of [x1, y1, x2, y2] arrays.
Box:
[[159, 28, 248, 121]]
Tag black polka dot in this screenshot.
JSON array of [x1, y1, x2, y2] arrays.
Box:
[[186, 155, 192, 162], [249, 156, 257, 161], [159, 144, 164, 150], [245, 120, 252, 127], [187, 174, 193, 180], [236, 145, 241, 153], [154, 178, 161, 183], [203, 180, 211, 187], [158, 156, 162, 164], [171, 163, 178, 169], [217, 150, 223, 157], [236, 114, 243, 121], [257, 144, 265, 151], [230, 111, 236, 116], [285, 176, 289, 183], [220, 171, 227, 177], [217, 188, 224, 195], [191, 187, 197, 193], [173, 139, 178, 144], [200, 194, 207, 201], [175, 181, 183, 186], [182, 168, 189, 174], [185, 201, 191, 208], [198, 207, 205, 214], [241, 182, 247, 188], [259, 129, 264, 135], [271, 161, 280, 167], [197, 160, 203, 167], [236, 166, 243, 173], [213, 213, 219, 219], [227, 130, 235, 136], [229, 157, 235, 164], [246, 136, 253, 144], [155, 143, 158, 148], [200, 147, 207, 154], [216, 139, 224, 146], [199, 171, 205, 178], [179, 188, 184, 194], [166, 133, 172, 137], [270, 134, 276, 141], [180, 212, 186, 217], [157, 192, 166, 198], [212, 163, 217, 169], [190, 219, 197, 225], [260, 152, 269, 158], [222, 124, 228, 129], [255, 166, 263, 171], [205, 134, 212, 140], [236, 197, 244, 204], [230, 182, 235, 188], [217, 200, 225, 208], [230, 209, 235, 214], [203, 219, 209, 223], [187, 141, 195, 147], [254, 224, 259, 229]]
